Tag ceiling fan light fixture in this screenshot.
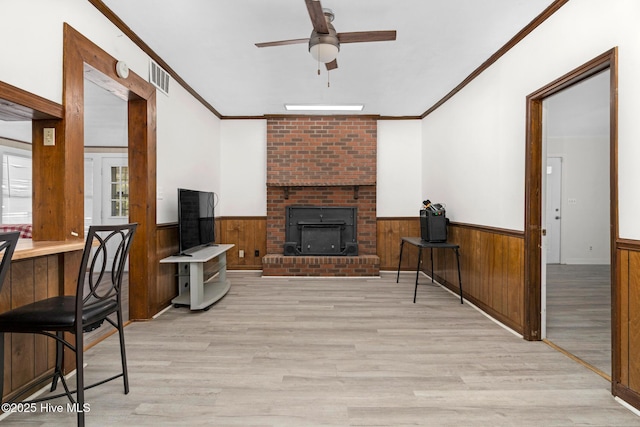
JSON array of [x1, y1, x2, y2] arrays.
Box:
[[309, 41, 339, 63]]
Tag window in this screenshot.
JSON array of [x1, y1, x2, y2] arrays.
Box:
[[2, 153, 32, 224]]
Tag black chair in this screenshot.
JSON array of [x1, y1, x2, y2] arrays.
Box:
[[0, 224, 137, 427], [0, 231, 19, 285]]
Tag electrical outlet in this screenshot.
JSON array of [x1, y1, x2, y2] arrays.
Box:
[[239, 249, 245, 258], [44, 128, 55, 146], [254, 250, 260, 257]]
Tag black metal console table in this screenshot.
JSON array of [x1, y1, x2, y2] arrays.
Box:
[[396, 236, 463, 304]]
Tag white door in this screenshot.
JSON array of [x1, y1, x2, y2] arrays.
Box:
[[101, 157, 129, 226], [546, 157, 562, 264]]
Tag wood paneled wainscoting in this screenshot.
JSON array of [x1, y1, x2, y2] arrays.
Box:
[[615, 240, 640, 410], [155, 224, 180, 315], [218, 217, 266, 270], [377, 219, 525, 334], [160, 217, 525, 332]]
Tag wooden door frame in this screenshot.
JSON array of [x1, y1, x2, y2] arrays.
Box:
[[524, 47, 618, 370], [59, 24, 157, 320]]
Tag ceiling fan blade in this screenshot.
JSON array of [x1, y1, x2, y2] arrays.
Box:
[[305, 0, 329, 34], [325, 59, 338, 70], [337, 30, 397, 44], [255, 38, 310, 48]]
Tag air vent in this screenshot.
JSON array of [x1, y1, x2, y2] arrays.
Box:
[[149, 60, 170, 95]]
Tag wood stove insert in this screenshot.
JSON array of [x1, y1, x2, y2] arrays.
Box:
[[284, 206, 358, 256]]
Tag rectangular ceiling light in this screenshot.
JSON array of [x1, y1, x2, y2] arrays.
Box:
[[284, 104, 364, 111]]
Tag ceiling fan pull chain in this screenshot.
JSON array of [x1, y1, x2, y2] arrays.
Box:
[[327, 70, 330, 88]]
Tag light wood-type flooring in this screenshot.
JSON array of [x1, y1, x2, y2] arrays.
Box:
[[2, 271, 638, 426], [546, 264, 611, 377]]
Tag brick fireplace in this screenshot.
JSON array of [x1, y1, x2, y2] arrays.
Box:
[[263, 116, 380, 276]]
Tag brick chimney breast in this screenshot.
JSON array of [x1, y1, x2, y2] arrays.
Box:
[[264, 116, 379, 276]]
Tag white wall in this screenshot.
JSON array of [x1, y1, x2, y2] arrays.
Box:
[[217, 119, 424, 219], [377, 120, 422, 217], [422, 0, 640, 239], [220, 120, 267, 217], [547, 137, 610, 264], [0, 0, 222, 225], [155, 83, 221, 223]]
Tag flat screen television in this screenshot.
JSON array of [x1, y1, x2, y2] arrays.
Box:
[[177, 188, 216, 255]]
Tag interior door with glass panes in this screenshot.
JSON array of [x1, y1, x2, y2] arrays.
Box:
[[101, 156, 129, 269], [101, 157, 129, 225]]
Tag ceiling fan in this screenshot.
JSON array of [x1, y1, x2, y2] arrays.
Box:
[[255, 0, 396, 71]]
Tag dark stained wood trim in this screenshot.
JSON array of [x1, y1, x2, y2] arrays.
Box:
[[377, 116, 423, 121], [63, 24, 157, 320], [449, 221, 524, 239], [221, 116, 267, 120], [617, 239, 640, 252], [523, 95, 543, 341], [0, 81, 63, 120], [376, 218, 524, 239], [525, 48, 621, 393], [421, 0, 570, 119], [264, 114, 382, 120], [88, 0, 222, 119], [524, 49, 617, 342], [222, 115, 423, 121], [218, 216, 267, 221]]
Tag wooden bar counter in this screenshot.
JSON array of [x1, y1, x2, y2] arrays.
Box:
[[1, 239, 85, 402]]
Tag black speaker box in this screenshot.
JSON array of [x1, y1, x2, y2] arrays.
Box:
[[420, 208, 447, 242]]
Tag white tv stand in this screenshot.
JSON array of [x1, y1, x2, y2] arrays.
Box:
[[160, 244, 234, 311]]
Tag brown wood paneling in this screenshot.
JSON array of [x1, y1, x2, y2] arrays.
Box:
[[507, 237, 525, 328], [376, 218, 420, 271], [46, 255, 60, 369], [613, 243, 640, 411], [33, 258, 49, 376], [619, 249, 630, 386], [32, 119, 65, 241], [429, 223, 525, 333], [219, 217, 267, 270], [10, 260, 35, 391], [628, 250, 640, 390], [155, 224, 179, 314], [0, 254, 11, 397]]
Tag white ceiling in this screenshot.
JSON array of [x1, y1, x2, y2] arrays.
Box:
[[1, 1, 610, 144], [100, 0, 557, 117]]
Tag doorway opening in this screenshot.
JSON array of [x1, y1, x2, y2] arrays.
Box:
[[542, 70, 611, 378], [524, 49, 617, 381], [83, 74, 130, 345]]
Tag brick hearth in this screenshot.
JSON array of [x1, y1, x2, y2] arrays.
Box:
[[262, 254, 380, 276], [264, 116, 380, 276]]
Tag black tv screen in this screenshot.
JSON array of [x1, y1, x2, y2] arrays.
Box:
[[178, 188, 216, 254]]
